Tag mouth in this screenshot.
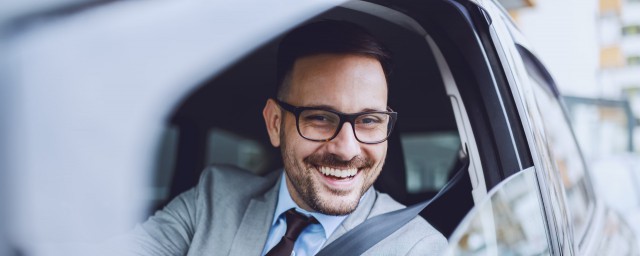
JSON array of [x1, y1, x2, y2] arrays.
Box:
[[304, 154, 371, 184], [317, 166, 358, 179], [311, 165, 362, 189]]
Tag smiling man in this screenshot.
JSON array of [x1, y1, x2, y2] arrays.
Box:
[[265, 54, 389, 216], [123, 20, 446, 256]]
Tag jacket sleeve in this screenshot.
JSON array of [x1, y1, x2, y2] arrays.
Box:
[[105, 186, 200, 256]]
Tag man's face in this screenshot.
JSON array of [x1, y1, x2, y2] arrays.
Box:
[[268, 53, 389, 215]]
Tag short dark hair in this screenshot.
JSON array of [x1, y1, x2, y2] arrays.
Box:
[[276, 20, 392, 100]]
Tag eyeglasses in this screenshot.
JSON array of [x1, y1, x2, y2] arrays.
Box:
[[275, 99, 397, 144]]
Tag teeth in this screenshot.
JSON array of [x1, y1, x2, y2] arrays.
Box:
[[319, 166, 357, 178]]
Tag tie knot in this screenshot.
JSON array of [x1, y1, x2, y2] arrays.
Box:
[[264, 209, 319, 256], [283, 209, 318, 240]]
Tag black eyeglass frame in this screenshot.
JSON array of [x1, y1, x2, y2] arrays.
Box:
[[275, 99, 398, 144]]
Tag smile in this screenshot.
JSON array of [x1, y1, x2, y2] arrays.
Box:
[[318, 166, 358, 178]]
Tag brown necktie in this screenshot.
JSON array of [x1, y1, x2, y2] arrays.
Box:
[[265, 209, 318, 256]]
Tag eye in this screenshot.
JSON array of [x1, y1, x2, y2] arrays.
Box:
[[361, 117, 380, 124], [300, 110, 339, 125], [357, 114, 384, 125], [306, 115, 330, 121]]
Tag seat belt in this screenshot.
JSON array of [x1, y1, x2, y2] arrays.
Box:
[[315, 153, 470, 256]]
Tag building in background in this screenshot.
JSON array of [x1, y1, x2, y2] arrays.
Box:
[[499, 0, 640, 158], [495, 0, 535, 18], [598, 0, 640, 148], [501, 0, 640, 236]]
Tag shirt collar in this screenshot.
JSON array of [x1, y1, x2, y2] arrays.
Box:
[[273, 171, 349, 239]]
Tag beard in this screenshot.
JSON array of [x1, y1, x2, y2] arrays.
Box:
[[280, 136, 382, 216]]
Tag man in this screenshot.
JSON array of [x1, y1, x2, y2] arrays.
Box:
[[124, 20, 447, 255]]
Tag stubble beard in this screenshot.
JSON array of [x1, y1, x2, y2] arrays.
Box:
[[280, 135, 382, 216]]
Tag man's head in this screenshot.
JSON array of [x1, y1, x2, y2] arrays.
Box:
[[263, 20, 394, 215]]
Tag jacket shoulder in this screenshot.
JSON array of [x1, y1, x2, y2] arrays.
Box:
[[197, 164, 279, 195]]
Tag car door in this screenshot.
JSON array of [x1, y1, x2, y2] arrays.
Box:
[[446, 0, 639, 255]]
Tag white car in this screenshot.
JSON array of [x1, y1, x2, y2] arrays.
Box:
[[1, 0, 637, 255]]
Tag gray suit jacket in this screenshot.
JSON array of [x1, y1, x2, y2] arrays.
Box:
[[122, 165, 447, 255]]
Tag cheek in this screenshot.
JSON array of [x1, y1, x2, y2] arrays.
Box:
[[282, 128, 320, 160], [365, 143, 387, 164]]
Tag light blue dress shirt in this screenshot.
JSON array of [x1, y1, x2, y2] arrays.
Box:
[[261, 174, 348, 256]]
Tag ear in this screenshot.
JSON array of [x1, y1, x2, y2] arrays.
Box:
[[263, 98, 282, 147]]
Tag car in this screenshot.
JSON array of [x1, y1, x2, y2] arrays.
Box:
[[1, 0, 638, 255]]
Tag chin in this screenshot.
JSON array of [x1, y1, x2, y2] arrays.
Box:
[[313, 190, 362, 216]]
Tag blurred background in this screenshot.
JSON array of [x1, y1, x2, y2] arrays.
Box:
[[499, 0, 640, 238]]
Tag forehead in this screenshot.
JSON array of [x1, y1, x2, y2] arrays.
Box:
[[287, 54, 388, 112]]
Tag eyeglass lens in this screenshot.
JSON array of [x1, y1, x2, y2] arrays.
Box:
[[298, 109, 391, 143]]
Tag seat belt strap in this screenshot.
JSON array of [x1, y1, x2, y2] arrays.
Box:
[[315, 154, 469, 256]]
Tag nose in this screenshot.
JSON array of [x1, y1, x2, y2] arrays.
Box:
[[326, 122, 362, 161]]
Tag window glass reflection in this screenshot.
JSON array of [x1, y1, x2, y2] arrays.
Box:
[[447, 169, 550, 255]]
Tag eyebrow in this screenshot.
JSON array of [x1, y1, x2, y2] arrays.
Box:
[[305, 104, 387, 113]]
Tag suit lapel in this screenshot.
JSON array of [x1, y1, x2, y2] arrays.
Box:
[[228, 176, 280, 256], [324, 188, 376, 245]]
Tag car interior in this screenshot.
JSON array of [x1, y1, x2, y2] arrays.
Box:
[[151, 3, 475, 239]]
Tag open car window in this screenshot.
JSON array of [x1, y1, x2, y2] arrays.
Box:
[[148, 1, 479, 239]]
